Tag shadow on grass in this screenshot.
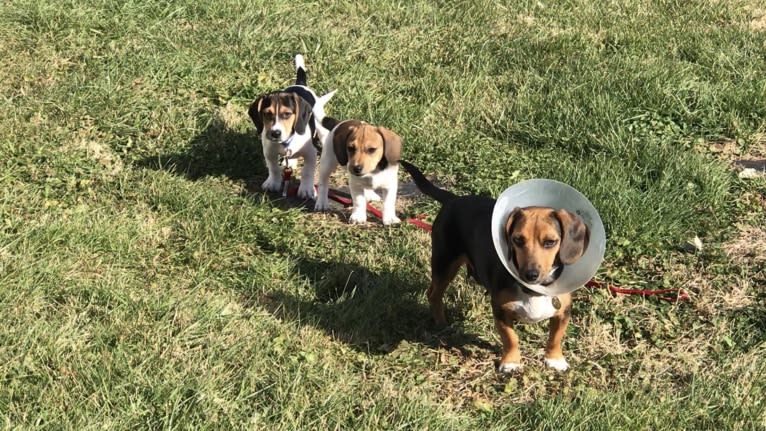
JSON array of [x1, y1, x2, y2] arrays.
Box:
[[258, 257, 496, 357], [135, 117, 265, 182], [136, 118, 493, 356], [134, 117, 322, 211]]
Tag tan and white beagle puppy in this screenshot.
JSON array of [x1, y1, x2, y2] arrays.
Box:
[[314, 118, 403, 225], [248, 54, 335, 199]]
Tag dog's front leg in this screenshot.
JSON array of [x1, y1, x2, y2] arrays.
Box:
[[296, 147, 317, 199], [348, 180, 368, 224], [379, 182, 400, 226], [261, 142, 283, 193], [495, 317, 523, 373], [544, 295, 572, 371]]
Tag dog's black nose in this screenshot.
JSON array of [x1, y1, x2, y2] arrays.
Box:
[[269, 129, 282, 140], [352, 165, 363, 175], [524, 269, 539, 282]]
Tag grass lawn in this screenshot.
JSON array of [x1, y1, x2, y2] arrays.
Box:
[[1, 0, 765, 429]]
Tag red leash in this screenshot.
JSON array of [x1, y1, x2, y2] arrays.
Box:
[[584, 279, 690, 302], [326, 189, 431, 231], [280, 173, 687, 302], [281, 181, 430, 231]]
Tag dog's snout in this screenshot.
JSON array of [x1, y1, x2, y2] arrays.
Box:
[[269, 129, 282, 140], [351, 165, 363, 175], [524, 269, 539, 282]]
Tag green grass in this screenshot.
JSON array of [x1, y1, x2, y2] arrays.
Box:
[[2, 0, 766, 429]]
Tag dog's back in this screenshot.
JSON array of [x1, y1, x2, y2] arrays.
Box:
[[285, 54, 336, 135], [400, 160, 502, 287]]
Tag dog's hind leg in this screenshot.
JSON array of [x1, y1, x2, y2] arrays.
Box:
[[428, 254, 465, 325], [314, 143, 338, 211]]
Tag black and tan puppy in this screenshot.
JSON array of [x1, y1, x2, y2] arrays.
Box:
[[400, 161, 590, 372]]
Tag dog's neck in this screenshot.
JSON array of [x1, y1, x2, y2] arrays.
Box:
[[280, 132, 296, 148], [540, 265, 564, 285]]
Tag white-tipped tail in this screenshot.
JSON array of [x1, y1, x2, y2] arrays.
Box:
[[295, 54, 305, 71], [312, 89, 336, 120]]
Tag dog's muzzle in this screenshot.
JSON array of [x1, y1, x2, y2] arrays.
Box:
[[269, 129, 283, 141]]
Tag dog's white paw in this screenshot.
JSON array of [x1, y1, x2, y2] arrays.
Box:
[[349, 212, 367, 224], [297, 183, 316, 200], [382, 215, 401, 226], [314, 198, 329, 212], [262, 177, 282, 193], [544, 357, 570, 372], [498, 362, 523, 374]]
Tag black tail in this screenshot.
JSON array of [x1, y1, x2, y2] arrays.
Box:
[[321, 116, 340, 131], [294, 54, 308, 86], [295, 67, 307, 86], [399, 160, 456, 204]]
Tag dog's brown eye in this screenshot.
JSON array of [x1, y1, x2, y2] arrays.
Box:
[[367, 148, 377, 154], [347, 147, 356, 154], [263, 112, 275, 120], [280, 112, 292, 119], [512, 236, 525, 246], [543, 239, 558, 248]]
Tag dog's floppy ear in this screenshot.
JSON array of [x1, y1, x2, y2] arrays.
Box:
[[248, 94, 268, 133], [554, 209, 590, 265], [292, 93, 313, 135], [504, 207, 523, 267], [504, 207, 523, 240], [377, 127, 402, 164], [332, 121, 358, 166]]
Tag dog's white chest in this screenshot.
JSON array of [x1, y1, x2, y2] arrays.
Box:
[[349, 165, 398, 190], [507, 295, 558, 323]]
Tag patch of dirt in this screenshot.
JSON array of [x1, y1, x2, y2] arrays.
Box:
[[81, 139, 123, 175], [745, 133, 766, 157], [218, 101, 247, 129], [723, 224, 766, 265], [749, 8, 766, 32], [60, 123, 124, 176], [698, 136, 766, 177], [705, 139, 740, 159], [741, 191, 766, 213]]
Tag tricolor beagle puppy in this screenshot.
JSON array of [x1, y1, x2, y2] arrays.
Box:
[[248, 54, 335, 199], [400, 160, 591, 372], [313, 117, 403, 225]]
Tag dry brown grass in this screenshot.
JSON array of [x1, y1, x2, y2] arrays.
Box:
[[749, 7, 766, 32], [724, 224, 766, 265]]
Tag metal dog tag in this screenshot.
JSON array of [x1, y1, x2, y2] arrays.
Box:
[[552, 296, 561, 310]]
